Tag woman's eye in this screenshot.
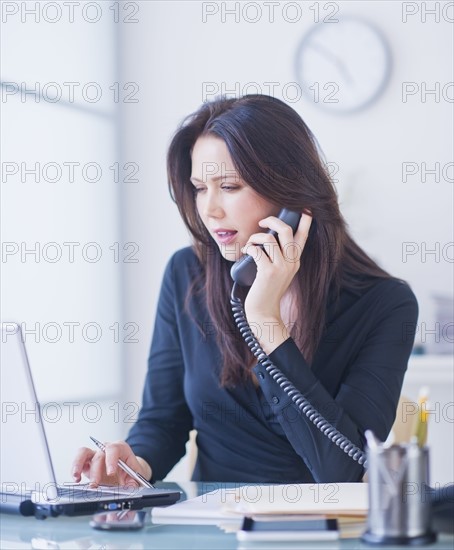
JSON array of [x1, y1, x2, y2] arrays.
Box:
[[192, 184, 239, 194]]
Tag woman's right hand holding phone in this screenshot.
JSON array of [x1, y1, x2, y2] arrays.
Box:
[[71, 441, 152, 487]]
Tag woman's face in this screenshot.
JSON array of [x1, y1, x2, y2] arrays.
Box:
[[190, 135, 279, 261]]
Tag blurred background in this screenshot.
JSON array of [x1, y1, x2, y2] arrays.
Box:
[[1, 1, 453, 484]]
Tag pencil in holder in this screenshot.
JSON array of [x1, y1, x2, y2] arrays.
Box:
[[361, 433, 437, 546]]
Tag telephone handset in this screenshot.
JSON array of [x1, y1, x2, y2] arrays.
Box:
[[230, 208, 301, 287], [229, 208, 367, 466]]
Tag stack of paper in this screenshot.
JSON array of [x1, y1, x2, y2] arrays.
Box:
[[152, 486, 244, 526], [224, 483, 367, 516], [151, 482, 368, 527]]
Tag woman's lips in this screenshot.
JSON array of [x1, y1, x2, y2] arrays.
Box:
[[214, 230, 238, 245]]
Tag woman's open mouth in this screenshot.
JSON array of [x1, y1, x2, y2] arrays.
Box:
[[214, 230, 238, 245]]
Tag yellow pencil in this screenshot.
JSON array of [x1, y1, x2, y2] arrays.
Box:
[[413, 387, 429, 447]]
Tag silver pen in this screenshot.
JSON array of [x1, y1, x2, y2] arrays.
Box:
[[90, 436, 154, 489]]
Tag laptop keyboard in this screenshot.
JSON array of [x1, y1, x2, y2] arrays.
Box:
[[57, 484, 140, 499]]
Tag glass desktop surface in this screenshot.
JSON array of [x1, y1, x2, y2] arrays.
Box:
[[1, 482, 453, 550]]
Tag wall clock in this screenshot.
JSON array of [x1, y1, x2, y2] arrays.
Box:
[[295, 17, 392, 114]]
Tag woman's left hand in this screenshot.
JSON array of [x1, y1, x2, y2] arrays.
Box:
[[242, 212, 312, 353]]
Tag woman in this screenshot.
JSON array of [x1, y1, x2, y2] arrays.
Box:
[[72, 95, 418, 485]]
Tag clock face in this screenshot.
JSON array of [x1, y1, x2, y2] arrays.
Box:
[[295, 17, 392, 114]]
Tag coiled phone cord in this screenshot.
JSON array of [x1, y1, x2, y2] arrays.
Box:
[[230, 282, 367, 466]]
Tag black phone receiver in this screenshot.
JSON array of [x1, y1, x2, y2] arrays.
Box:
[[230, 208, 301, 287]]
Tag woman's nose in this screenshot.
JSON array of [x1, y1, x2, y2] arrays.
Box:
[[203, 192, 224, 219]]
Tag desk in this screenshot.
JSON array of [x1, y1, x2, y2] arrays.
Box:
[[1, 483, 453, 549]]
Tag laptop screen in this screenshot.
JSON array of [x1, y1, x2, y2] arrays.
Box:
[[1, 322, 58, 498]]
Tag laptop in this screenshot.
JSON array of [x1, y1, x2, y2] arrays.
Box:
[[0, 322, 181, 518]]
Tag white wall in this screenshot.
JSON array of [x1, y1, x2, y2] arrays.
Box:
[[2, 1, 452, 483], [1, 1, 126, 481]]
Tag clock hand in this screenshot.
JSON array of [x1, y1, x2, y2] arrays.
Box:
[[308, 41, 354, 85]]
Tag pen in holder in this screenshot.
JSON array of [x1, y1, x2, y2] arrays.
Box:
[[361, 431, 437, 546]]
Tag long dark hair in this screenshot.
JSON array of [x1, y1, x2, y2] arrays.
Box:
[[167, 95, 391, 386]]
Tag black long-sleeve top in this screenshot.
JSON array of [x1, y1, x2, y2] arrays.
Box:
[[126, 247, 418, 483]]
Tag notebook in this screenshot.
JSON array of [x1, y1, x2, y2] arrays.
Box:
[[0, 322, 180, 518]]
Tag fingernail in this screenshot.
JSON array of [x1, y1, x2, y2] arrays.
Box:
[[107, 466, 114, 476]]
